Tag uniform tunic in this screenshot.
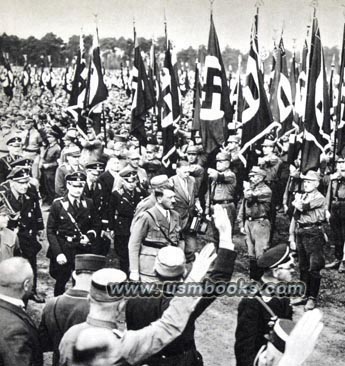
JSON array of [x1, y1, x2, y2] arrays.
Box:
[[108, 188, 146, 274], [326, 174, 345, 261], [128, 205, 183, 282], [59, 294, 200, 366], [46, 196, 102, 296], [126, 248, 237, 366], [238, 182, 272, 258], [39, 288, 89, 366]]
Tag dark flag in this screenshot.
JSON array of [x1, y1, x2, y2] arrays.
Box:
[[84, 34, 108, 115], [161, 45, 180, 173], [21, 55, 30, 97], [67, 35, 88, 129], [0, 54, 14, 100], [192, 61, 202, 134], [229, 54, 243, 128], [130, 39, 154, 146], [46, 58, 57, 96], [239, 10, 279, 167], [329, 55, 336, 123], [148, 41, 161, 125], [336, 24, 345, 156], [300, 16, 331, 174], [199, 13, 233, 153], [295, 37, 309, 124], [180, 68, 190, 97], [276, 38, 294, 138]]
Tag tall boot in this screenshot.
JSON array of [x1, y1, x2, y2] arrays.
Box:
[[249, 259, 264, 281], [291, 270, 309, 306], [308, 274, 321, 299]]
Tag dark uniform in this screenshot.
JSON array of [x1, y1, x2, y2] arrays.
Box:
[[1, 167, 44, 295], [126, 247, 237, 366], [326, 170, 345, 269], [47, 174, 102, 296], [39, 288, 89, 366], [234, 244, 294, 366], [39, 254, 105, 366], [206, 152, 237, 232], [40, 134, 61, 204], [108, 185, 145, 274], [83, 162, 109, 255], [238, 167, 272, 280], [0, 152, 21, 183], [291, 171, 326, 308], [235, 296, 292, 366]]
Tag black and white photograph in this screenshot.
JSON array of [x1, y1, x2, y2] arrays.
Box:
[[0, 0, 343, 365]]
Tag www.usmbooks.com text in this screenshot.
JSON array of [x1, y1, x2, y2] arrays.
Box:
[[106, 279, 305, 298]]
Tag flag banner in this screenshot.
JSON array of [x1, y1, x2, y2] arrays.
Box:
[[199, 14, 233, 153], [229, 55, 243, 127], [47, 66, 57, 96], [67, 35, 88, 122], [148, 41, 161, 125], [130, 44, 154, 146], [337, 24, 345, 156], [21, 62, 30, 97], [295, 38, 308, 123], [300, 17, 331, 174], [86, 38, 108, 115], [0, 55, 14, 100], [161, 47, 180, 172], [239, 10, 279, 167], [192, 61, 202, 133], [277, 38, 294, 137]]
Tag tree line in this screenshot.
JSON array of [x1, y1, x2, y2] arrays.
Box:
[[0, 32, 340, 74]]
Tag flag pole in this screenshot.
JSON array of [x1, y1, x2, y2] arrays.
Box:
[[164, 9, 168, 50], [102, 103, 107, 147], [133, 17, 136, 47]]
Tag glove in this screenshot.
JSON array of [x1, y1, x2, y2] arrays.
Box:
[[56, 253, 67, 265]]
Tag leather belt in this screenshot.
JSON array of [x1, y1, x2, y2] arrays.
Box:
[[297, 222, 323, 229], [246, 216, 268, 221], [212, 199, 234, 204], [23, 148, 40, 153], [143, 240, 166, 249]]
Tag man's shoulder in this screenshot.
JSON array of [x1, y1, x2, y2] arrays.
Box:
[[1, 227, 17, 242], [0, 299, 34, 330]]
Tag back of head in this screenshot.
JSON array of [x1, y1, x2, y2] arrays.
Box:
[[0, 257, 33, 295]]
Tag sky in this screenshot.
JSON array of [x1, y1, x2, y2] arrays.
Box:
[[0, 0, 344, 55]]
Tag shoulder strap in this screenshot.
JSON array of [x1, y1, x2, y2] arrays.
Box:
[[254, 295, 278, 324], [146, 211, 177, 246], [60, 200, 83, 235]]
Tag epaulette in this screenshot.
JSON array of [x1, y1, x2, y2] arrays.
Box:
[[53, 197, 64, 203]]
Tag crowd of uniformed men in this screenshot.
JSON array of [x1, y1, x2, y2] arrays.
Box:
[[0, 77, 331, 365]]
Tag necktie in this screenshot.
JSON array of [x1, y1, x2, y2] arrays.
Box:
[[165, 211, 170, 223], [73, 200, 80, 211], [18, 194, 24, 205], [24, 129, 31, 148]]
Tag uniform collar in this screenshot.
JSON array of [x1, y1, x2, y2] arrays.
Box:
[[86, 315, 117, 329], [0, 293, 25, 309]]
